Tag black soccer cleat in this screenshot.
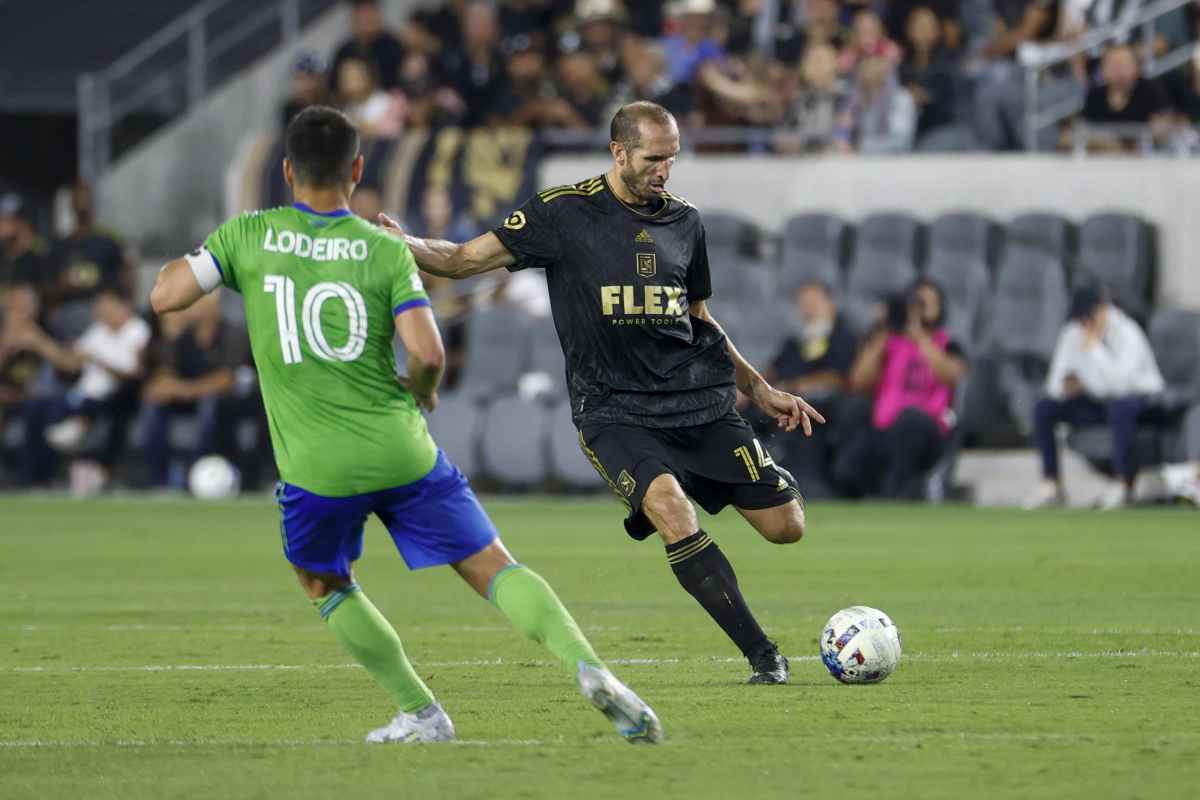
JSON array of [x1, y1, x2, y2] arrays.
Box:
[[747, 642, 790, 685]]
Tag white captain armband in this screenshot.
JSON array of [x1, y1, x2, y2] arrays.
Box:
[[184, 246, 223, 292]]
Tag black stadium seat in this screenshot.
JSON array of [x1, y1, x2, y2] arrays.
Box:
[[779, 212, 848, 292], [1077, 211, 1155, 322]]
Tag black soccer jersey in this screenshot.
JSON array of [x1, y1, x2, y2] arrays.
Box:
[[492, 174, 736, 429]]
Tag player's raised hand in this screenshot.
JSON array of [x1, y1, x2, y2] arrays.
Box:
[[376, 212, 405, 235]]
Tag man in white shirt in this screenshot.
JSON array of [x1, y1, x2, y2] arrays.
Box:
[[15, 286, 150, 491], [1026, 286, 1165, 509]]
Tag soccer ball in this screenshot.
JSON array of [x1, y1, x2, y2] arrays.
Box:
[[820, 606, 902, 684], [188, 455, 241, 499]]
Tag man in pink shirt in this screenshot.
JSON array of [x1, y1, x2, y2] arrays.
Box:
[[835, 278, 968, 498]]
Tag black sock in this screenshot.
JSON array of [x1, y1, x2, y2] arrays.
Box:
[[666, 530, 769, 659]]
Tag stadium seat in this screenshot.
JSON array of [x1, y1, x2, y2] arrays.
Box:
[[544, 398, 606, 489], [709, 258, 774, 310], [843, 213, 921, 335], [729, 298, 793, 368], [1006, 212, 1072, 264], [928, 212, 996, 272], [479, 394, 549, 487], [526, 314, 567, 392], [702, 210, 757, 253], [423, 392, 482, 478], [990, 248, 1068, 435], [779, 213, 848, 291], [458, 306, 532, 395], [1147, 309, 1200, 410], [1077, 212, 1155, 322]]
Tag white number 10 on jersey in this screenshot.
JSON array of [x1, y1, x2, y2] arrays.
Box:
[[264, 275, 368, 364]]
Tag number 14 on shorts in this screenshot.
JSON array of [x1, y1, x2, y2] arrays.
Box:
[[733, 439, 774, 482]]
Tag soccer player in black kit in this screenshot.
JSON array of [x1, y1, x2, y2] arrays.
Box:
[[379, 101, 824, 684]]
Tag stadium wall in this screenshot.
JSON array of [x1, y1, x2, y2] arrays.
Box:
[[541, 155, 1200, 310]]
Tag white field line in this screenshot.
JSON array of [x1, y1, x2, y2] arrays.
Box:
[[4, 650, 1198, 675], [2, 731, 1198, 750], [8, 623, 1198, 635], [0, 739, 547, 748]]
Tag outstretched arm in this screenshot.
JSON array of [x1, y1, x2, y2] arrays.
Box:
[[691, 300, 826, 436], [377, 213, 515, 279]]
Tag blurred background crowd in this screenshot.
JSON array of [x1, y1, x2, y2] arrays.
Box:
[[1, 0, 1198, 505], [284, 0, 1200, 154]]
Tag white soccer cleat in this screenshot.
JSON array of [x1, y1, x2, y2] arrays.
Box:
[[577, 662, 663, 744], [1023, 480, 1066, 510], [365, 702, 455, 744]]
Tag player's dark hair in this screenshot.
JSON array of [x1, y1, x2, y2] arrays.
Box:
[[285, 106, 360, 188], [610, 101, 676, 152]]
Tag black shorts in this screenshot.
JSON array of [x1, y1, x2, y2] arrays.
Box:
[[578, 410, 803, 540]]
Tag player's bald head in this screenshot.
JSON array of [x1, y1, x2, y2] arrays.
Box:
[[285, 106, 361, 188], [610, 101, 677, 153]]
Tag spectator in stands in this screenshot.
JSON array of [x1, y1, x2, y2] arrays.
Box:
[[764, 281, 857, 497], [330, 0, 405, 90], [494, 37, 559, 126], [898, 6, 958, 143], [0, 284, 45, 411], [834, 279, 968, 499], [833, 55, 917, 153], [1078, 44, 1173, 152], [837, 9, 902, 75], [438, 0, 507, 127], [662, 0, 726, 86], [335, 57, 403, 138], [574, 0, 628, 86], [0, 193, 49, 289], [48, 181, 133, 335], [775, 42, 844, 152], [13, 286, 149, 492], [605, 38, 696, 124], [140, 293, 247, 488], [280, 52, 329, 130], [973, 0, 1084, 150], [697, 53, 790, 127], [555, 52, 612, 129], [395, 51, 446, 127], [1026, 286, 1166, 510], [796, 0, 848, 52], [886, 1, 962, 53], [500, 0, 559, 43]]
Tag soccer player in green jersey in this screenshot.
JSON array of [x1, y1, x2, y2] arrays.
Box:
[[149, 106, 661, 744]]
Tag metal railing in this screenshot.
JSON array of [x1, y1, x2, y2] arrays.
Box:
[[77, 0, 334, 182], [1022, 0, 1197, 149]]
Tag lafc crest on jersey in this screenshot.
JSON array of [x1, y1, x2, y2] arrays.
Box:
[[636, 252, 657, 278]]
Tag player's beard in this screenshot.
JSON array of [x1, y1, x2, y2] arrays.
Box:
[[620, 165, 658, 204]]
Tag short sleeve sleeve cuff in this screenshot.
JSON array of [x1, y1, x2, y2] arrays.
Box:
[[185, 246, 224, 292]]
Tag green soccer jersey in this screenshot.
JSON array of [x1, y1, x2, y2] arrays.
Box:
[[195, 203, 437, 496]]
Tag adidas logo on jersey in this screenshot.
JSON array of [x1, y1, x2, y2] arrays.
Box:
[[634, 229, 654, 244], [263, 228, 368, 261]]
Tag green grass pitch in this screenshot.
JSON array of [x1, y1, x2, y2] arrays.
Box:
[[2, 496, 1197, 799]]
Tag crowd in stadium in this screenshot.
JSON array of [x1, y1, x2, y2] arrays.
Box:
[[1, 0, 1197, 503], [280, 0, 1200, 153]]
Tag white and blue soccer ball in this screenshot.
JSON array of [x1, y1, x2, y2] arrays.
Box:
[[188, 455, 241, 500], [820, 606, 902, 684]]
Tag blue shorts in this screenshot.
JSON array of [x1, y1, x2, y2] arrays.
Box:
[[275, 451, 498, 578]]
